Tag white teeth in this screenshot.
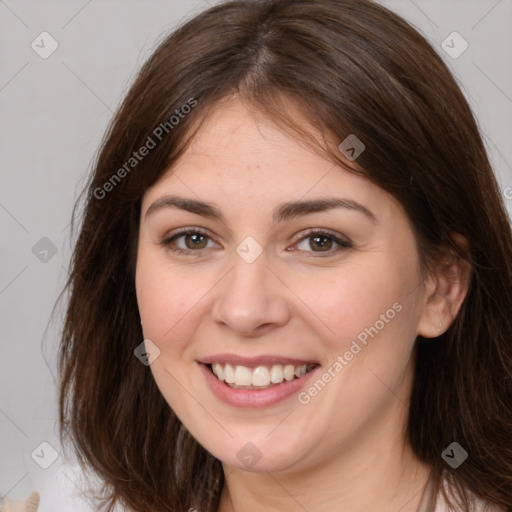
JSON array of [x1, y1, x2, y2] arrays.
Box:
[[283, 364, 295, 381], [252, 366, 271, 386], [224, 363, 236, 383], [210, 362, 314, 388], [234, 365, 252, 386], [270, 364, 284, 384], [212, 363, 224, 381]]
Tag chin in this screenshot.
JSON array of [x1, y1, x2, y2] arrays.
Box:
[[196, 431, 311, 474]]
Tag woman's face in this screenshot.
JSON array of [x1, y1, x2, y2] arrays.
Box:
[[136, 97, 434, 473]]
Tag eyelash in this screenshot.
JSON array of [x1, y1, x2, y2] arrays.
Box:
[[160, 227, 352, 258]]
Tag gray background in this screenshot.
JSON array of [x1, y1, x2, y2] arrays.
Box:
[[1, 0, 511, 510]]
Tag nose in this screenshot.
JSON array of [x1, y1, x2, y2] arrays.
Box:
[[211, 248, 291, 337]]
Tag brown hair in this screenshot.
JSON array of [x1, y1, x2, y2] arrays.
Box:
[[58, 0, 512, 510]]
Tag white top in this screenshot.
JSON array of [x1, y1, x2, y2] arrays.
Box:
[[0, 474, 505, 512]]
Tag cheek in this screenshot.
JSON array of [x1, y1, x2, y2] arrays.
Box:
[[135, 254, 206, 412], [292, 262, 408, 347], [136, 249, 204, 343], [292, 265, 418, 428], [291, 258, 422, 411]]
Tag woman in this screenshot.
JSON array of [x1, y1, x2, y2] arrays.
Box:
[[12, 0, 512, 511]]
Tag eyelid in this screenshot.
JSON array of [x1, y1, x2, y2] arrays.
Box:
[[292, 227, 350, 243], [161, 226, 218, 249], [160, 227, 352, 257], [290, 228, 352, 257]]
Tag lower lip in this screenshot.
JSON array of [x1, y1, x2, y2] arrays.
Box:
[[198, 363, 320, 408]]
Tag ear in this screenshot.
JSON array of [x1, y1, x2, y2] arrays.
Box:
[[417, 233, 472, 338]]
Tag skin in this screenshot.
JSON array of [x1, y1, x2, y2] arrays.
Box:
[[135, 95, 470, 511]]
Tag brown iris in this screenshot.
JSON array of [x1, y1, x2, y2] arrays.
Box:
[[184, 233, 208, 250], [309, 235, 333, 252]]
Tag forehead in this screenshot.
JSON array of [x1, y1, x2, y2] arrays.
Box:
[[144, 97, 375, 200], [141, 96, 399, 226]]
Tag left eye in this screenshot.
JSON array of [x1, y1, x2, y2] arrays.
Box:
[[294, 231, 352, 255]]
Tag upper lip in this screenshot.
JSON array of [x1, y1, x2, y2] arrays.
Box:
[[198, 353, 319, 367]]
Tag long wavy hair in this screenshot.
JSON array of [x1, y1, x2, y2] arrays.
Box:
[[58, 0, 512, 510]]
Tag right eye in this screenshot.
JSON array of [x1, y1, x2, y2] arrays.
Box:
[[161, 228, 219, 255]]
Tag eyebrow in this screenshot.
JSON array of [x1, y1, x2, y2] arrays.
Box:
[[145, 195, 377, 224]]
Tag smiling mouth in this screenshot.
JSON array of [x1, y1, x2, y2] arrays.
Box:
[[206, 362, 319, 390]]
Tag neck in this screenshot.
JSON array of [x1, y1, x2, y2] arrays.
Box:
[[219, 444, 431, 512]]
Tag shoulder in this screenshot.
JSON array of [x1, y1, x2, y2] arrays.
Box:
[[435, 496, 506, 512], [0, 491, 40, 512]]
